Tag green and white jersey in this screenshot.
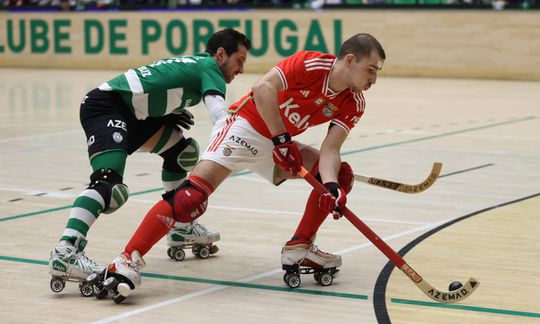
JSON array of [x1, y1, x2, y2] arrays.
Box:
[[98, 53, 226, 120]]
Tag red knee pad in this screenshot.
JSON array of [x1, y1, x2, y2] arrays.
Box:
[[173, 187, 208, 223], [338, 162, 354, 194]]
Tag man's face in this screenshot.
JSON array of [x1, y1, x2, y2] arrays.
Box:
[[217, 45, 248, 84], [347, 50, 383, 92]]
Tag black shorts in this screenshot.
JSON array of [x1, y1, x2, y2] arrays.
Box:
[[80, 88, 168, 157]]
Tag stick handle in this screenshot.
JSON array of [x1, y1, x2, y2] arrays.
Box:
[[299, 166, 406, 268]]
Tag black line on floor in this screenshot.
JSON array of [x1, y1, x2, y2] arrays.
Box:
[[439, 163, 494, 178], [373, 192, 540, 324]]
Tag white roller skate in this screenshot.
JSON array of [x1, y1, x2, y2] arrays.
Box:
[[281, 242, 341, 288], [166, 221, 220, 261], [86, 250, 145, 304], [48, 237, 104, 297]]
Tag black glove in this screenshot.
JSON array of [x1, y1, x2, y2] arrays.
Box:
[[163, 110, 194, 131]]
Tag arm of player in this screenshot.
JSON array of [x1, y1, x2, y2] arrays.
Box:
[[204, 93, 227, 126], [319, 125, 348, 183], [318, 125, 349, 218], [251, 69, 286, 136]]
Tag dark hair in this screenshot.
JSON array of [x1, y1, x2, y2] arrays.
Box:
[[338, 33, 385, 62], [205, 28, 251, 56]]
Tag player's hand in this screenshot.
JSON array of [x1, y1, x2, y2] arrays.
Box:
[[170, 110, 195, 130], [319, 182, 347, 220], [272, 132, 303, 176]]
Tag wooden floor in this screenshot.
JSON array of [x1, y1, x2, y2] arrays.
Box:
[[1, 69, 539, 324]]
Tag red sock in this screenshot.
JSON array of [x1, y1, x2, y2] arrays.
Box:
[[287, 188, 328, 245], [124, 199, 176, 257]]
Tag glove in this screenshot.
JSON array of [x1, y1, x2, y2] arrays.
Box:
[[318, 182, 347, 220], [271, 132, 303, 176], [164, 110, 195, 131]]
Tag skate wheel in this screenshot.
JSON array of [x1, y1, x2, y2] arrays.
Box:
[[117, 283, 131, 297], [173, 248, 185, 261], [95, 287, 109, 299], [103, 277, 118, 291], [167, 247, 174, 259], [319, 273, 333, 286], [86, 273, 100, 285], [314, 272, 321, 283], [112, 293, 126, 304], [197, 247, 210, 259], [285, 274, 301, 288], [50, 277, 65, 293], [209, 245, 219, 254], [79, 282, 95, 297]]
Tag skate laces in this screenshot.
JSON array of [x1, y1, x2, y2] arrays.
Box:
[[77, 251, 101, 268]]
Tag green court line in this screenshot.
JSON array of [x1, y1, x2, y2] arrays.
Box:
[[392, 298, 540, 318], [1, 116, 536, 223], [0, 255, 367, 300]]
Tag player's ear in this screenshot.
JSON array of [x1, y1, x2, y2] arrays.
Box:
[[215, 47, 226, 64]]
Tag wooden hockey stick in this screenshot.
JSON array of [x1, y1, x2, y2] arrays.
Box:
[[354, 162, 442, 194], [300, 166, 479, 303]]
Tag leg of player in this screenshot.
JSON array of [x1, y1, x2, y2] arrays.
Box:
[[96, 160, 231, 297], [143, 125, 221, 261], [49, 150, 129, 296], [279, 147, 354, 288]]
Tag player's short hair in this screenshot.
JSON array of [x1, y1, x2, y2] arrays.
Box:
[[206, 28, 252, 56], [338, 33, 385, 62]]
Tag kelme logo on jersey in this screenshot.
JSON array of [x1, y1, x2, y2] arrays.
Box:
[[112, 132, 124, 143], [280, 98, 310, 131], [322, 103, 337, 117]]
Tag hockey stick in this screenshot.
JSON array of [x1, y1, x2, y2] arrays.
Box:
[[354, 162, 442, 194], [299, 166, 479, 303]]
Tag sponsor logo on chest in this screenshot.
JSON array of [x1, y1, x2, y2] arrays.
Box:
[[279, 98, 311, 130]]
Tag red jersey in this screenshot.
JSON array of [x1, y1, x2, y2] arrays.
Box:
[[234, 51, 366, 139]]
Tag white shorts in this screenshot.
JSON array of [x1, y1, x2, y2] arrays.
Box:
[[202, 115, 279, 184]]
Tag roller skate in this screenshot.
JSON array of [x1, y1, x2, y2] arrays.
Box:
[[86, 250, 145, 304], [281, 242, 341, 288], [48, 237, 104, 297], [166, 221, 220, 261]]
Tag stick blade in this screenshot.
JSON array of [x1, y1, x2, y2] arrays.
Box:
[[417, 277, 480, 304]]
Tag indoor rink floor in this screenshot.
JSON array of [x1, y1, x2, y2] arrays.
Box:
[[1, 68, 539, 323]]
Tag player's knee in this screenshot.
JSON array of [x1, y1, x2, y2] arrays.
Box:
[[160, 137, 200, 174], [338, 162, 354, 194], [163, 180, 208, 223], [88, 168, 129, 214]]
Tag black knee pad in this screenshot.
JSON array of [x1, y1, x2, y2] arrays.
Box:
[[88, 168, 129, 214], [160, 137, 200, 174]]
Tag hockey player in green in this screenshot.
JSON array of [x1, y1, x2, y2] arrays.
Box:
[[48, 28, 251, 296]]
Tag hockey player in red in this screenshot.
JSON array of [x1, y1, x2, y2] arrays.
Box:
[[94, 33, 385, 299]]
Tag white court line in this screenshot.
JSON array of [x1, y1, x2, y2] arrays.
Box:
[[0, 129, 80, 144], [91, 218, 449, 324], [0, 186, 428, 225]]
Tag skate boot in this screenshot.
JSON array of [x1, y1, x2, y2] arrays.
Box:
[[281, 242, 341, 288], [86, 250, 145, 304], [48, 237, 104, 297], [166, 221, 220, 261]]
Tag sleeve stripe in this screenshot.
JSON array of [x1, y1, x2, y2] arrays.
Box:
[[272, 66, 288, 90], [306, 67, 332, 71], [330, 120, 351, 134], [305, 62, 333, 68], [304, 57, 335, 63]]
